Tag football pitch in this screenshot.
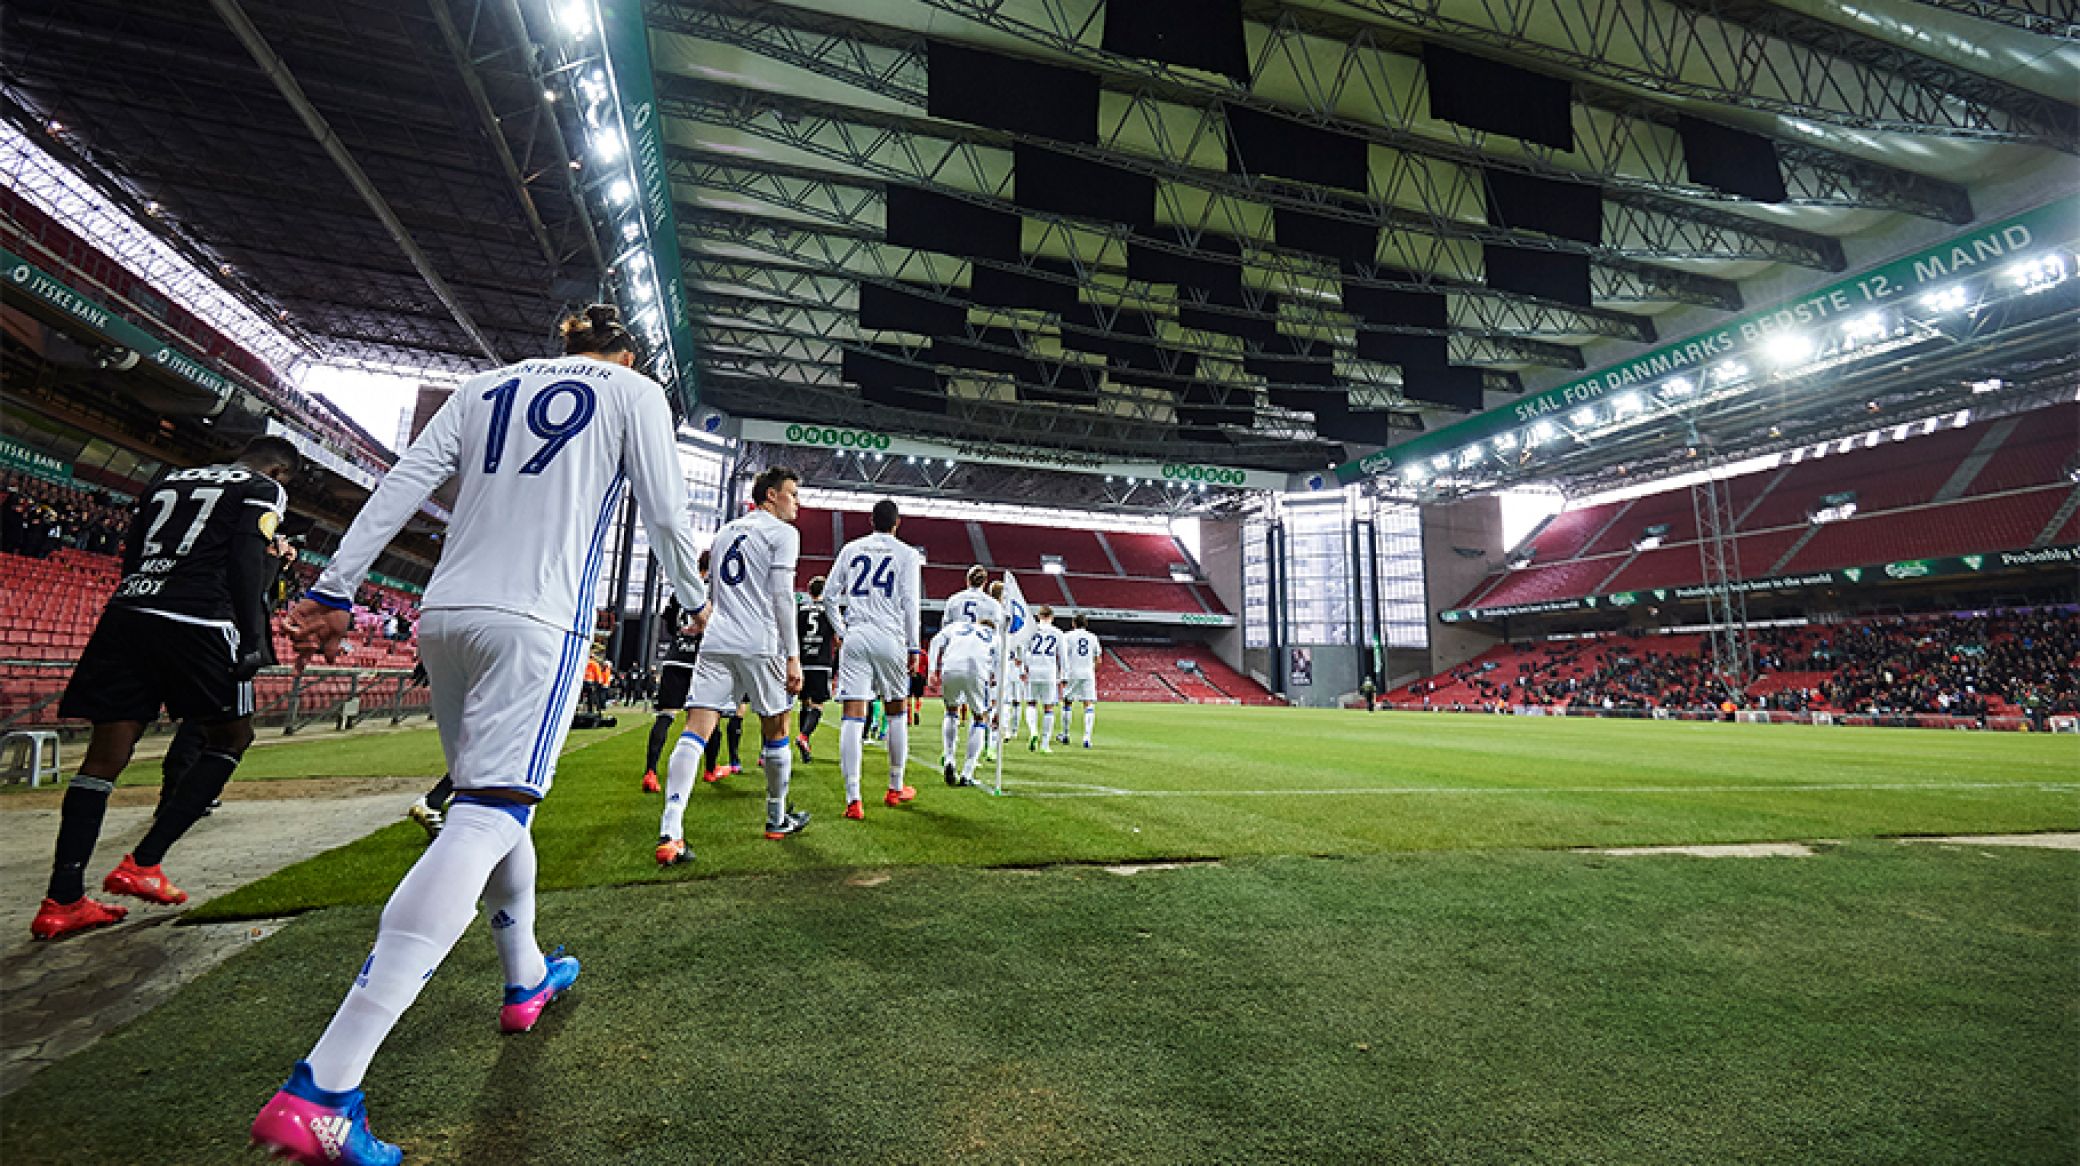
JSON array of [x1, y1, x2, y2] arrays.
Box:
[[4, 706, 2075, 1164]]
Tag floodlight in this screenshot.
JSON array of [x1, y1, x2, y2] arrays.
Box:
[[1763, 332, 1813, 366], [1920, 286, 1968, 314], [2007, 254, 2067, 294], [1529, 420, 1557, 446], [1570, 406, 1596, 427], [1612, 392, 1643, 417], [1458, 447, 1481, 469], [626, 253, 649, 273], [621, 221, 640, 242], [1970, 378, 2003, 394], [1841, 312, 1887, 345], [608, 179, 633, 205], [1430, 455, 1451, 471], [1404, 463, 1429, 483], [1492, 432, 1516, 452], [631, 278, 654, 303], [1713, 361, 1747, 385], [1663, 375, 1696, 396], [557, 3, 591, 37], [593, 127, 625, 164]]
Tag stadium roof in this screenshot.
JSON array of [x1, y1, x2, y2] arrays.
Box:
[[3, 0, 604, 378], [6, 0, 2076, 487]]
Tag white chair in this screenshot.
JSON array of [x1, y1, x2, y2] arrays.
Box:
[[0, 730, 61, 788]]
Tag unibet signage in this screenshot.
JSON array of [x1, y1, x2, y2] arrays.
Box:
[[1160, 464, 1248, 486], [785, 425, 893, 451]]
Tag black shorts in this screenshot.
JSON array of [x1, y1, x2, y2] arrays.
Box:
[[801, 667, 832, 705], [655, 660, 694, 712], [60, 606, 253, 725], [909, 673, 927, 699]]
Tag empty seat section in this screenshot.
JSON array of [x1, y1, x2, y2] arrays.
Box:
[[1524, 503, 1619, 561], [1106, 531, 1191, 578], [1967, 404, 2080, 495], [894, 515, 978, 567], [984, 523, 1112, 574], [1066, 577, 1203, 612], [1468, 557, 1623, 609], [1581, 493, 1697, 556], [1785, 487, 2069, 572]]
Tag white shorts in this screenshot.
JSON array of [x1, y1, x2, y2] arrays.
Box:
[[837, 624, 910, 703], [420, 608, 588, 797], [690, 652, 790, 718], [1063, 677, 1097, 703], [1027, 676, 1060, 703], [940, 666, 992, 715]]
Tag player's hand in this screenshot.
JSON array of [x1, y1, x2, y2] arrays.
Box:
[[928, 672, 940, 690], [284, 598, 352, 665], [687, 607, 709, 635], [785, 657, 804, 696], [231, 649, 268, 682]]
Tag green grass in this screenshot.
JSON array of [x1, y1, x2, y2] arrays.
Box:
[[3, 844, 2073, 1165], [191, 705, 2079, 921], [6, 705, 2076, 1164]]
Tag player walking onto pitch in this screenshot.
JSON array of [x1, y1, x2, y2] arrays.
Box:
[[928, 619, 997, 787], [1060, 612, 1102, 748], [655, 465, 808, 864], [641, 570, 709, 794], [1022, 607, 1064, 753], [944, 563, 999, 629], [30, 435, 299, 941], [795, 575, 839, 763], [250, 307, 710, 1166], [829, 499, 922, 818]]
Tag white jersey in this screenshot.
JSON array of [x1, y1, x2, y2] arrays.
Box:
[[943, 586, 1001, 628], [830, 531, 922, 651], [699, 508, 801, 659], [1061, 629, 1101, 679], [1021, 623, 1063, 681], [316, 355, 706, 633], [930, 621, 997, 676]]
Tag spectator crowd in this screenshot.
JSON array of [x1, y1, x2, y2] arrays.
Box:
[[1, 471, 129, 558]]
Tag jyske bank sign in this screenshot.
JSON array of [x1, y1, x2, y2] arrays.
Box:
[[786, 425, 893, 451]]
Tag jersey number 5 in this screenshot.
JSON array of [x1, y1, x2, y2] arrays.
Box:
[[483, 378, 597, 474]]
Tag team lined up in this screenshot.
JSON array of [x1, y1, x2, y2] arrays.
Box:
[[635, 481, 1102, 863]]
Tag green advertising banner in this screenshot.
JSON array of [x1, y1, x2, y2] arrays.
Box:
[[1, 246, 233, 405], [598, 0, 699, 414], [0, 435, 73, 484], [1438, 543, 2080, 623], [1338, 194, 2080, 485]]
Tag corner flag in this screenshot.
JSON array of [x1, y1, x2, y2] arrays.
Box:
[[992, 572, 1030, 794]]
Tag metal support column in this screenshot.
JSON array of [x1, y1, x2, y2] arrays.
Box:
[[603, 493, 639, 666], [1690, 446, 1752, 697]]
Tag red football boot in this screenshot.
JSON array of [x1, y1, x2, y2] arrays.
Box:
[[883, 785, 917, 807], [103, 855, 187, 905], [641, 770, 661, 794], [30, 895, 128, 940], [843, 799, 865, 820]]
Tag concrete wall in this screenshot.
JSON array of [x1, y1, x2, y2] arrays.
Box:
[[1421, 495, 1506, 676], [1197, 516, 1247, 673], [1281, 643, 1365, 708]]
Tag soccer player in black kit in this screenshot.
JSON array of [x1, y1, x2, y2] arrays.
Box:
[[31, 435, 301, 940], [795, 575, 839, 762], [641, 551, 711, 793]]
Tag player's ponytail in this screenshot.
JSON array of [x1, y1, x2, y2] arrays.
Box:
[[560, 304, 635, 355]]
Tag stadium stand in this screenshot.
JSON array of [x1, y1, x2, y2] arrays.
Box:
[[1455, 405, 2080, 612], [1391, 609, 2077, 724]]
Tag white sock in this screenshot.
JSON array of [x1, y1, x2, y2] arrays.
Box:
[[484, 827, 547, 990], [660, 730, 705, 841], [1042, 709, 1055, 744], [941, 711, 959, 763], [840, 716, 865, 804], [1084, 705, 1095, 743], [962, 722, 985, 780], [763, 737, 792, 826], [1023, 703, 1038, 737], [306, 802, 525, 1092], [886, 715, 908, 790]]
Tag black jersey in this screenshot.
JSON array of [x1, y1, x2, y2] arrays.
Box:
[[799, 600, 836, 669], [661, 597, 703, 665], [110, 463, 287, 653]]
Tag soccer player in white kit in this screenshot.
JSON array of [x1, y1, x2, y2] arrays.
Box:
[[252, 307, 710, 1166], [943, 564, 999, 629], [656, 466, 808, 858], [927, 619, 997, 787], [1022, 607, 1064, 753], [830, 499, 922, 817], [1061, 612, 1102, 748]]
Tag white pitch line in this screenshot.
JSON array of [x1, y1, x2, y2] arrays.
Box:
[[997, 781, 2080, 800]]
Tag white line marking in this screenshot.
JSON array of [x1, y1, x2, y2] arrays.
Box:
[[997, 781, 2080, 800]]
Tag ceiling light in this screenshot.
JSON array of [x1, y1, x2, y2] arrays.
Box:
[[1969, 378, 2003, 394], [1763, 332, 1814, 366], [1841, 312, 1887, 345], [1920, 286, 1969, 314], [1492, 432, 1516, 452], [1570, 406, 1596, 427], [621, 221, 641, 242], [2007, 254, 2067, 294], [557, 2, 591, 37], [608, 179, 633, 205], [593, 127, 625, 164], [1611, 392, 1643, 417], [1663, 375, 1696, 396]]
